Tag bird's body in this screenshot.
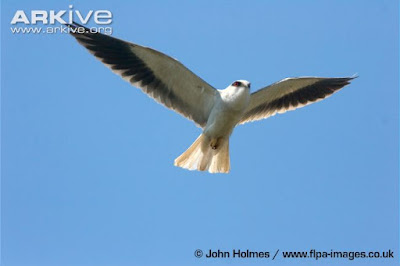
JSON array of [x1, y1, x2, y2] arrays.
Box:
[[175, 80, 251, 173], [67, 22, 356, 174], [205, 81, 250, 140]]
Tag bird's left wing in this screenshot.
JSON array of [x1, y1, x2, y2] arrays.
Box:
[[67, 23, 217, 128], [239, 77, 355, 124]]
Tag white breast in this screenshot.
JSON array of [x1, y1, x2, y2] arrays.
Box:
[[204, 86, 250, 138], [220, 86, 250, 111]]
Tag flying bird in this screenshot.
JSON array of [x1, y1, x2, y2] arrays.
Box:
[[67, 22, 355, 174]]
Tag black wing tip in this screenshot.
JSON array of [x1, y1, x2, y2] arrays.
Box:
[[339, 75, 358, 86], [343, 74, 358, 82], [348, 74, 358, 82], [319, 75, 357, 88]]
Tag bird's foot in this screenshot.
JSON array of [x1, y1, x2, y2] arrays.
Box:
[[210, 138, 222, 150]]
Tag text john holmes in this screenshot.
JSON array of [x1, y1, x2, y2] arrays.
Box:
[[206, 249, 270, 259]]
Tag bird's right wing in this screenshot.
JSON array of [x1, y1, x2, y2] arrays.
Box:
[[68, 22, 217, 128], [239, 77, 355, 124]]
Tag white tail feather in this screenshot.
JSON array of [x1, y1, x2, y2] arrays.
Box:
[[174, 134, 230, 173]]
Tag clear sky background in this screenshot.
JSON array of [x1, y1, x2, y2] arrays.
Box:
[[1, 0, 398, 265]]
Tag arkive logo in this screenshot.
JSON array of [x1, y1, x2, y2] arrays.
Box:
[[10, 5, 112, 25]]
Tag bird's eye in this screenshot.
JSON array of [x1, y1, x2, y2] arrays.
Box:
[[232, 81, 241, 87], [248, 83, 251, 89]]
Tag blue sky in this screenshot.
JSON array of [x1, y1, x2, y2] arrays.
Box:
[[1, 0, 398, 265]]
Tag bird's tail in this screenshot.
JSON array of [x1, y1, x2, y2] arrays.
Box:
[[174, 134, 230, 173]]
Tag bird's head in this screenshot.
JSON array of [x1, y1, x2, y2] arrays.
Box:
[[230, 80, 251, 90]]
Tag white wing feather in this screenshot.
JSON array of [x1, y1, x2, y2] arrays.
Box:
[[240, 77, 355, 124], [68, 23, 217, 128]]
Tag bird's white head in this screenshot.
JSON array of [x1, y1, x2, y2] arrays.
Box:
[[229, 80, 251, 90]]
